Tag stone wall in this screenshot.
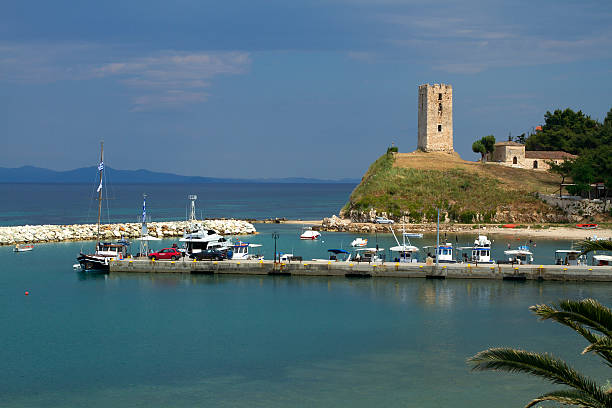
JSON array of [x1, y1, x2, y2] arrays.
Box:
[[539, 194, 611, 221], [0, 219, 257, 246], [417, 83, 453, 152]]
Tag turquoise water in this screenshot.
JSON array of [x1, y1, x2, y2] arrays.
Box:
[[2, 226, 611, 407]]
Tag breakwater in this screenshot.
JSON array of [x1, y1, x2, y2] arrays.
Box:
[[0, 220, 256, 246], [110, 258, 612, 282]]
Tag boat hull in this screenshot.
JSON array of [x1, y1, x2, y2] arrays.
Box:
[[77, 253, 110, 272]]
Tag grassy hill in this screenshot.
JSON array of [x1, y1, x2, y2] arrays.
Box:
[[341, 151, 566, 223]]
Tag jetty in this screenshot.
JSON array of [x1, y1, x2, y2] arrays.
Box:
[[110, 258, 612, 282]]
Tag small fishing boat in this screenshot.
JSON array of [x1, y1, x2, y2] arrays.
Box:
[[300, 227, 321, 240], [554, 249, 585, 266], [593, 255, 612, 266], [458, 235, 495, 264], [350, 237, 368, 247], [502, 224, 518, 228], [231, 241, 263, 260], [326, 249, 351, 262], [13, 244, 34, 252], [354, 247, 385, 263], [503, 245, 533, 265], [576, 224, 598, 229]]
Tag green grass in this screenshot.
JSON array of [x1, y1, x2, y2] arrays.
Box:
[[342, 152, 549, 223]]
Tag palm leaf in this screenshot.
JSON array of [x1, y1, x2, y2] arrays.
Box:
[[531, 299, 612, 337], [468, 348, 609, 405], [525, 389, 606, 408], [579, 240, 612, 255], [583, 336, 612, 356]]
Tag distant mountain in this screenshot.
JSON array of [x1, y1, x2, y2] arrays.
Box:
[[0, 166, 359, 184]]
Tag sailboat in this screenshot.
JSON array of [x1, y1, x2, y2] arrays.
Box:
[[389, 223, 420, 263], [76, 142, 128, 272]]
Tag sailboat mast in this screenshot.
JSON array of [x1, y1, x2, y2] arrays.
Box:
[[96, 141, 104, 245]]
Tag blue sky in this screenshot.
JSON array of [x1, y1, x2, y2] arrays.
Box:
[[1, 0, 611, 178]]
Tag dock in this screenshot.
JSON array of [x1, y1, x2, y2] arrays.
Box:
[[110, 259, 612, 282]]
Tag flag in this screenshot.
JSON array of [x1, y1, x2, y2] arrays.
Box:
[[141, 197, 147, 223], [98, 161, 104, 171], [96, 180, 103, 193]]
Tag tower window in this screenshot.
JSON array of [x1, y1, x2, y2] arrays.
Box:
[[438, 125, 442, 132], [533, 160, 538, 169], [438, 93, 442, 100], [438, 103, 443, 111]]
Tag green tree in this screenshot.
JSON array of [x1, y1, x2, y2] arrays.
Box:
[[472, 135, 496, 162], [548, 159, 576, 197], [472, 140, 486, 161], [468, 298, 612, 408]]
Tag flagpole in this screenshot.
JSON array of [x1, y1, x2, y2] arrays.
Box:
[[96, 141, 104, 246]]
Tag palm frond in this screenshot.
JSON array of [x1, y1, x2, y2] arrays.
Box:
[[468, 348, 609, 404], [583, 336, 612, 356], [531, 299, 612, 337], [524, 389, 606, 408], [579, 240, 612, 255]]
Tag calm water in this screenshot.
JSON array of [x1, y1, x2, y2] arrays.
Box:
[[2, 184, 609, 407], [0, 183, 356, 226]]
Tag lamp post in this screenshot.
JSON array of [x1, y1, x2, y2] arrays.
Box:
[[272, 232, 279, 263]]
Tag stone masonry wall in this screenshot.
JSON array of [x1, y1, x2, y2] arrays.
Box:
[[417, 83, 453, 152]]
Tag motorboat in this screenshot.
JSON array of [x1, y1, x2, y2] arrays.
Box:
[[593, 255, 612, 266], [300, 227, 321, 240], [350, 237, 368, 247], [180, 229, 231, 256], [389, 244, 419, 263], [313, 249, 352, 262], [554, 249, 585, 266], [423, 243, 457, 263], [503, 245, 533, 265], [231, 241, 263, 260], [459, 235, 495, 264], [388, 222, 420, 262], [354, 247, 385, 263], [13, 244, 34, 252]]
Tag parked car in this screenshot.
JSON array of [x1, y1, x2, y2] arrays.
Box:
[[190, 249, 230, 261], [148, 248, 183, 260], [374, 216, 395, 224]]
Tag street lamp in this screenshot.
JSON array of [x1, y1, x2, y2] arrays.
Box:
[[272, 232, 279, 263]]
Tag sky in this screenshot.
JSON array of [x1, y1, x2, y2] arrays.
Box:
[[1, 0, 611, 179]]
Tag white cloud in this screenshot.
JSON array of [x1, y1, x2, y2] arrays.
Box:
[[0, 43, 250, 110]]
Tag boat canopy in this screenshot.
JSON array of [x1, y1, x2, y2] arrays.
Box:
[[593, 255, 612, 261], [555, 250, 582, 254], [389, 245, 419, 252], [328, 249, 350, 254], [505, 249, 533, 256], [355, 247, 384, 252]]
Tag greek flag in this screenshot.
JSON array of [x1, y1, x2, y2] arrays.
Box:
[[98, 161, 104, 171], [141, 197, 147, 223]]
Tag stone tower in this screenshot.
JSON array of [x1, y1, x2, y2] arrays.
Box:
[[417, 83, 453, 152]]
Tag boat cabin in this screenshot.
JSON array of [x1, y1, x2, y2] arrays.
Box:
[[593, 255, 612, 266], [354, 247, 385, 263], [96, 242, 128, 259], [503, 246, 533, 265], [435, 244, 456, 263], [389, 245, 419, 263], [555, 250, 585, 266], [231, 242, 263, 260]]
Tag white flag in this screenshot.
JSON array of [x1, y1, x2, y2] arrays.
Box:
[[97, 180, 103, 193]]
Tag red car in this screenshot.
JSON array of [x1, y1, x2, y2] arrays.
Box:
[[148, 248, 182, 260]]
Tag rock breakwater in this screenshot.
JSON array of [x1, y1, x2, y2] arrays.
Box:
[[0, 220, 256, 246]]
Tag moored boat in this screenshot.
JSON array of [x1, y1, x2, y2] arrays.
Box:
[[554, 249, 585, 266], [503, 245, 533, 265], [576, 224, 598, 229], [300, 227, 321, 240], [459, 235, 495, 264], [350, 237, 368, 247], [13, 244, 34, 252], [593, 255, 612, 266]]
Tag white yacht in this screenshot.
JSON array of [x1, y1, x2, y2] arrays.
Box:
[[180, 228, 231, 255], [300, 226, 321, 240]]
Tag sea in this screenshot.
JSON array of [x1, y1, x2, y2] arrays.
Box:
[[1, 183, 610, 407]]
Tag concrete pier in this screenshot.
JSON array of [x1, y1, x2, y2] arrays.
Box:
[[110, 259, 612, 282]]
